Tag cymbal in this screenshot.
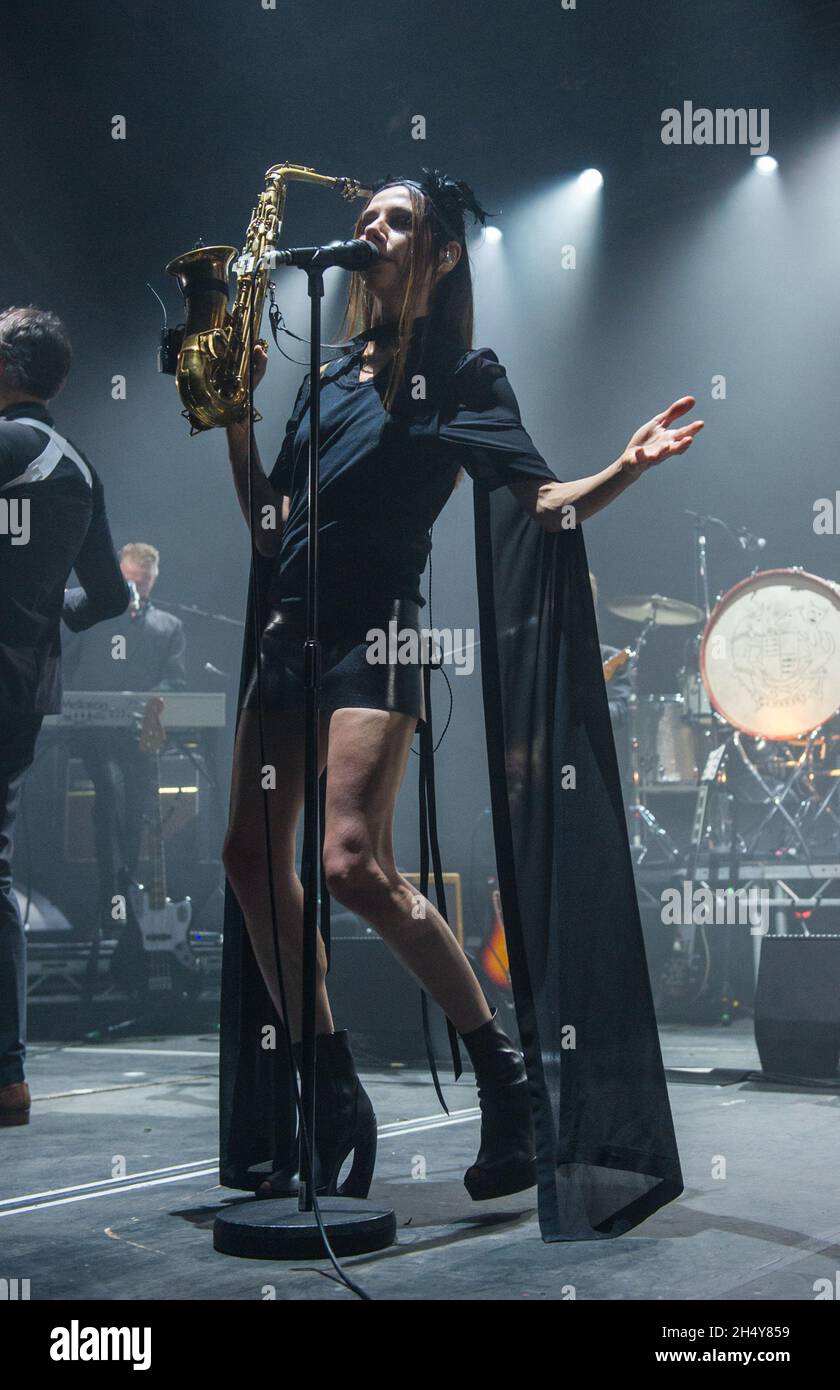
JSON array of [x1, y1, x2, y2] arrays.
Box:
[[607, 593, 705, 626]]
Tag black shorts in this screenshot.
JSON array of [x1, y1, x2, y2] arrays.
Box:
[[242, 596, 427, 725]]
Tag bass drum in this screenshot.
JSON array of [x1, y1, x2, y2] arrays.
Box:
[[701, 569, 840, 740]]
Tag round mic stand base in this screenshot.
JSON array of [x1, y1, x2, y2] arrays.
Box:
[[213, 1197, 397, 1260]]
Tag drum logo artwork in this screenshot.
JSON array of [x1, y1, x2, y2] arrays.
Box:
[[730, 597, 834, 708], [702, 573, 840, 740]]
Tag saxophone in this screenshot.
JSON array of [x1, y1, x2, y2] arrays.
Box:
[[164, 164, 372, 433]]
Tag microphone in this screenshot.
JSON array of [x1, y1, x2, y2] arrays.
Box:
[[127, 580, 142, 616], [735, 526, 767, 552], [684, 511, 766, 552], [264, 239, 380, 272]]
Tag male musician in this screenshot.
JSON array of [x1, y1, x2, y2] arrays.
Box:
[[64, 542, 186, 692], [0, 305, 129, 1125], [63, 543, 187, 941]]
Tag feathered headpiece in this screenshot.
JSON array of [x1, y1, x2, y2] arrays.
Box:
[[372, 167, 493, 245]]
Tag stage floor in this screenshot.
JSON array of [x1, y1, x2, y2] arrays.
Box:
[[2, 1021, 838, 1302]]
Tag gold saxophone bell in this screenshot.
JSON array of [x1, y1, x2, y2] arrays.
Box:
[[165, 165, 372, 434]]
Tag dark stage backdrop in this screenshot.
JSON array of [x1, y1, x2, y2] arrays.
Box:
[[2, 0, 838, 938]]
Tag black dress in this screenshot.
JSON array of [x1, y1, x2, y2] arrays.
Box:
[[242, 317, 553, 725], [220, 317, 685, 1242]]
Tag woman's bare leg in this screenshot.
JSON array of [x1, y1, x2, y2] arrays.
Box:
[[322, 707, 492, 1034], [222, 707, 334, 1041]]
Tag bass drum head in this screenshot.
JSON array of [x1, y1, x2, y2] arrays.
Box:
[[701, 569, 840, 740]]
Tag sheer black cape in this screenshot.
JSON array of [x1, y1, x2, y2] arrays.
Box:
[[219, 328, 684, 1240]]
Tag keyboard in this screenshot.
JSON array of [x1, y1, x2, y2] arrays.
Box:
[[42, 691, 226, 729]]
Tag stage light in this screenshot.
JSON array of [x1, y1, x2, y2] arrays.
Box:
[[755, 155, 778, 175], [578, 168, 604, 192], [484, 225, 503, 243]]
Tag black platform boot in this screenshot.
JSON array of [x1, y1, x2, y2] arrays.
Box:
[[460, 1008, 538, 1201], [258, 1030, 377, 1200]]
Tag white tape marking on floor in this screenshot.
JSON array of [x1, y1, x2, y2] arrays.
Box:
[[0, 1168, 221, 1217], [0, 1110, 481, 1217], [34, 1074, 214, 1101], [60, 1047, 219, 1058], [0, 1158, 220, 1208]]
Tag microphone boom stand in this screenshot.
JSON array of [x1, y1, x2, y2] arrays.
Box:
[[214, 257, 395, 1262]]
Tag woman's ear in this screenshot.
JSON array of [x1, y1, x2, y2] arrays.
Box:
[[436, 241, 462, 280]]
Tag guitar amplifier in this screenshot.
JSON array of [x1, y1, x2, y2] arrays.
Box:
[[399, 871, 464, 945], [63, 754, 199, 863]]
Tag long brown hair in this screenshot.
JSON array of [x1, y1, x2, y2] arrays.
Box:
[[340, 181, 476, 413]]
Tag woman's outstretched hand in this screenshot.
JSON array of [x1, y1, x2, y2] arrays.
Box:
[[513, 395, 704, 530], [620, 396, 704, 475]]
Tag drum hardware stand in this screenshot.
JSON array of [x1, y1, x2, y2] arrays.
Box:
[[662, 739, 743, 1022], [686, 742, 730, 883], [708, 759, 744, 1028], [626, 617, 683, 866], [627, 779, 683, 866], [795, 753, 840, 843], [733, 730, 821, 865]]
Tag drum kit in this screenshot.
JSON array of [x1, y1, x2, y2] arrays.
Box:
[[608, 564, 840, 867]]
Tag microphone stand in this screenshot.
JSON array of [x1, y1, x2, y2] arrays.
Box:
[[687, 511, 713, 621], [298, 258, 325, 1218], [152, 599, 245, 629], [684, 508, 767, 621], [214, 255, 395, 1263]]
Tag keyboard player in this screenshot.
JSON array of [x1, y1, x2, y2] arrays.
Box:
[[63, 542, 187, 941]]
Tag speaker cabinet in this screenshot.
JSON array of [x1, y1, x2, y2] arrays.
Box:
[[754, 935, 840, 1079]]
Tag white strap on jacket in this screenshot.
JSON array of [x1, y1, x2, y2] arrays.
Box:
[[0, 418, 92, 491]]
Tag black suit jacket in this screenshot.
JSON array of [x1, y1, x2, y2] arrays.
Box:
[[0, 402, 128, 717]]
